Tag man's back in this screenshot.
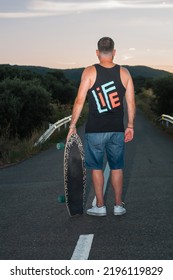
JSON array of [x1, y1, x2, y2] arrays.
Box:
[[85, 63, 126, 133]]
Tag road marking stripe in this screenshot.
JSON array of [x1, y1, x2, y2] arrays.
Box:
[[92, 162, 110, 206], [71, 234, 94, 260]]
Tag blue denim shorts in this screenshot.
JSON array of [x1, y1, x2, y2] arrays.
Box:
[[85, 132, 125, 170]]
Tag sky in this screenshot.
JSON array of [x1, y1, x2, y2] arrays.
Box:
[[0, 0, 173, 72]]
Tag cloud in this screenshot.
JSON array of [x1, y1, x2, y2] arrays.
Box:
[[30, 0, 173, 12], [122, 55, 133, 61], [1, 0, 173, 19], [30, 1, 126, 13], [129, 48, 136, 51], [57, 61, 76, 65], [0, 12, 53, 18]]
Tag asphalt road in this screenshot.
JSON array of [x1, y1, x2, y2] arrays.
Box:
[[0, 109, 173, 260]]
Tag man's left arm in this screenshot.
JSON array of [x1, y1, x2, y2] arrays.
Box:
[[124, 74, 136, 143]]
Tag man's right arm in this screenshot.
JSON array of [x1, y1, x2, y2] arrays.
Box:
[[66, 66, 93, 140]]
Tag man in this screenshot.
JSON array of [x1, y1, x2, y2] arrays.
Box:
[[67, 37, 135, 216]]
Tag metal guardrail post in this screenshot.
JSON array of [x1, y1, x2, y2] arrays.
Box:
[[157, 114, 173, 127], [34, 115, 72, 146]]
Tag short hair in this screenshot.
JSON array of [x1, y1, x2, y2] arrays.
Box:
[[97, 37, 114, 53]]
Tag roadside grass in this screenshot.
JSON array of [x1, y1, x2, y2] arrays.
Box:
[[0, 130, 45, 167], [0, 103, 88, 167]]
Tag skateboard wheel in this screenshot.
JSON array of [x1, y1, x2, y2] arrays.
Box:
[[56, 143, 65, 150], [57, 195, 65, 203]]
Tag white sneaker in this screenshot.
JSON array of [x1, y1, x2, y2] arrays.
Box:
[[87, 206, 107, 216], [114, 204, 126, 216]]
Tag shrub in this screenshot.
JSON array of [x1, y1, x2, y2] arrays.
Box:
[[0, 78, 53, 138]]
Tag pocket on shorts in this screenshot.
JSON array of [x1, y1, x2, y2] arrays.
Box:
[[111, 132, 124, 147], [86, 133, 103, 150]]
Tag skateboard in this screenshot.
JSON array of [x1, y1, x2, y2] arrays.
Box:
[[57, 133, 86, 217]]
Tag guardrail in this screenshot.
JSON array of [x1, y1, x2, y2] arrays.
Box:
[[157, 114, 173, 127], [34, 115, 72, 146]]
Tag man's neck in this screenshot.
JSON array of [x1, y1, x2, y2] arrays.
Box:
[[99, 60, 115, 68]]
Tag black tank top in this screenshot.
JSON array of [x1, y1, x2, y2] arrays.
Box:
[[85, 64, 126, 133]]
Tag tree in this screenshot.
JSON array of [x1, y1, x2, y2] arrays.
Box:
[[0, 78, 53, 138], [153, 76, 173, 115], [58, 83, 76, 104], [133, 76, 148, 94], [42, 71, 77, 104]]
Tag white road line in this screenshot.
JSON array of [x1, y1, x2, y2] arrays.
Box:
[[92, 162, 110, 207], [71, 234, 94, 260]]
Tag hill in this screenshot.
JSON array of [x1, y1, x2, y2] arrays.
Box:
[[62, 65, 173, 83], [123, 65, 173, 78], [0, 64, 172, 83]]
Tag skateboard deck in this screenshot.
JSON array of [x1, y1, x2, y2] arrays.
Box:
[[64, 133, 86, 217]]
